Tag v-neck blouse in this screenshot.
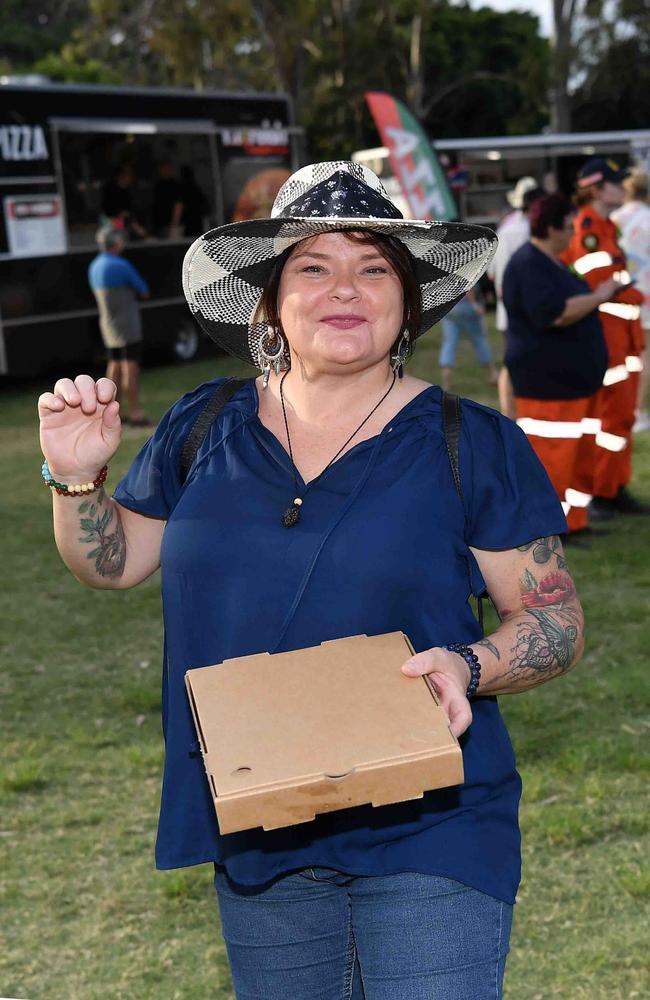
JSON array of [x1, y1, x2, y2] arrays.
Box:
[[114, 378, 566, 904]]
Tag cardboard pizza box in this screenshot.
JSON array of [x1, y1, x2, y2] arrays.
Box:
[[185, 631, 463, 834]]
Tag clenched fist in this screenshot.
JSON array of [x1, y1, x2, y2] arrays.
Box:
[[38, 375, 122, 481]]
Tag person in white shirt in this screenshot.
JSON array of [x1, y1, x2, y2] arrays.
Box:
[[489, 178, 543, 418], [611, 168, 650, 432]]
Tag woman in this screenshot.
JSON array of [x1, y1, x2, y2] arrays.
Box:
[[561, 158, 646, 516], [39, 162, 583, 999], [611, 168, 650, 432], [503, 193, 617, 537]]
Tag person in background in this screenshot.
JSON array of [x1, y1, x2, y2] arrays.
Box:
[[489, 178, 544, 419], [88, 227, 151, 428], [561, 158, 648, 517], [503, 194, 614, 538], [611, 168, 650, 432], [151, 161, 184, 239], [179, 165, 208, 236], [439, 287, 498, 391], [100, 165, 147, 240]]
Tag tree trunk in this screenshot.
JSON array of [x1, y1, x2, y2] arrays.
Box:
[[550, 0, 577, 132]]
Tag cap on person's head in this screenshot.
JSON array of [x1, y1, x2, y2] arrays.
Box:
[[96, 226, 124, 252], [506, 177, 538, 208], [577, 157, 629, 188]]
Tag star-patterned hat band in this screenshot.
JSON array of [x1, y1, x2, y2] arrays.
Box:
[[182, 161, 498, 366]]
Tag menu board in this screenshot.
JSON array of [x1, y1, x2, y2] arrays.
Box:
[[3, 194, 66, 258]]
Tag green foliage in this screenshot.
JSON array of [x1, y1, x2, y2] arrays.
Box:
[[2, 0, 551, 159], [32, 50, 121, 84]]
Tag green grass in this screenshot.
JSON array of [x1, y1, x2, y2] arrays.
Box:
[[2, 327, 649, 999]]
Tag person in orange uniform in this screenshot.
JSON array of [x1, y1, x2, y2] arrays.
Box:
[[562, 158, 648, 516]]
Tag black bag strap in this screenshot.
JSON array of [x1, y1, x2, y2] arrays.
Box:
[[441, 390, 463, 504], [179, 377, 252, 483], [442, 389, 485, 628]]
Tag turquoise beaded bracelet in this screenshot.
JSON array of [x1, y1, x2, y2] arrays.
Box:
[[42, 458, 108, 497]]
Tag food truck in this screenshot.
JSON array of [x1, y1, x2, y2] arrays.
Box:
[[0, 78, 303, 375]]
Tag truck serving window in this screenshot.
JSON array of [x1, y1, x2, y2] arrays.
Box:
[[50, 118, 218, 247]]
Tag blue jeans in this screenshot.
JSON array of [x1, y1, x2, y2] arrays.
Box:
[[439, 300, 493, 368], [215, 867, 512, 999]]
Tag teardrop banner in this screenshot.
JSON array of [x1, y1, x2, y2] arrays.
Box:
[[365, 91, 458, 222]]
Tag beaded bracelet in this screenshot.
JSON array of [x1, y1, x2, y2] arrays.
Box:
[[444, 642, 481, 699], [42, 458, 108, 497]]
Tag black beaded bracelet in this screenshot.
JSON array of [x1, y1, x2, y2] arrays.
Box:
[[444, 642, 481, 699]]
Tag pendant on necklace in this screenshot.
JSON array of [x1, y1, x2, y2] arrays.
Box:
[[282, 497, 303, 528]]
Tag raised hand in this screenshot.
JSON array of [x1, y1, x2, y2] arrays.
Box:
[[38, 375, 122, 481]]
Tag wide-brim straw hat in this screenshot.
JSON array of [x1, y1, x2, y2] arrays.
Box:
[[182, 161, 497, 368]]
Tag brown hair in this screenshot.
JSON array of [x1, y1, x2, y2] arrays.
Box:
[[258, 229, 422, 364]]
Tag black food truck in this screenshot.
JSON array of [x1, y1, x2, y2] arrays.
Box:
[[0, 79, 303, 376]]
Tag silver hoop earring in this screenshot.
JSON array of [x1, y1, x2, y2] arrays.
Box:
[[258, 326, 286, 389], [391, 330, 410, 379]]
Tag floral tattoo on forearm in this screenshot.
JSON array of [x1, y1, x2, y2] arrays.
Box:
[[510, 535, 580, 679], [480, 536, 582, 690], [77, 488, 126, 577]]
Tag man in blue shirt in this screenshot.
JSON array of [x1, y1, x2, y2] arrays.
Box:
[[88, 227, 151, 426]]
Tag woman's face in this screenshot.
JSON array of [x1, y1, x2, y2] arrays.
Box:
[[277, 231, 404, 374]]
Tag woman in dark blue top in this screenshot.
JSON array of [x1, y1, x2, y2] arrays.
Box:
[[39, 163, 584, 1000], [503, 194, 617, 537]]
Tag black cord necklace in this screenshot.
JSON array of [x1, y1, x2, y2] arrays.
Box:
[[279, 369, 397, 527]]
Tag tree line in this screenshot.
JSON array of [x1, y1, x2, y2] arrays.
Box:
[[1, 1, 649, 155]]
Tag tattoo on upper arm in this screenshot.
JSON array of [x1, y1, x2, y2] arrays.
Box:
[[517, 535, 567, 570], [511, 561, 581, 677], [77, 488, 126, 578]]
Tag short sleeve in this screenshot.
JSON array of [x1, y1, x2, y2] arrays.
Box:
[[112, 380, 226, 518], [503, 253, 567, 328], [123, 259, 149, 295], [461, 401, 567, 550]]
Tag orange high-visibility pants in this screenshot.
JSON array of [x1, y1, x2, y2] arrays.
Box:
[[515, 396, 596, 533], [578, 361, 638, 500]]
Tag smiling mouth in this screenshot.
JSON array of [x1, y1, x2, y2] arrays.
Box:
[[320, 315, 367, 328]]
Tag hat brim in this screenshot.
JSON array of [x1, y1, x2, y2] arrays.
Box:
[[182, 215, 497, 366]]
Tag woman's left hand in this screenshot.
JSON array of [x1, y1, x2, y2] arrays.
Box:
[[401, 648, 472, 738]]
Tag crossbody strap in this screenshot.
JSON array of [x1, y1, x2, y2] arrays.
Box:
[[179, 376, 253, 483], [441, 390, 463, 504], [442, 389, 486, 628]]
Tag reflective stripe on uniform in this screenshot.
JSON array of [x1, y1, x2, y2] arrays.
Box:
[[516, 417, 584, 439], [572, 251, 614, 275], [625, 354, 643, 372], [599, 302, 641, 321], [565, 488, 592, 508], [581, 417, 602, 434], [595, 430, 627, 452], [561, 501, 571, 515], [602, 364, 629, 386]]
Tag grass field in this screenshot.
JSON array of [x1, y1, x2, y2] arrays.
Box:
[[2, 327, 649, 1000]]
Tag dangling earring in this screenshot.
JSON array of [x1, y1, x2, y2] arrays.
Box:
[[258, 326, 286, 389], [391, 330, 410, 379]]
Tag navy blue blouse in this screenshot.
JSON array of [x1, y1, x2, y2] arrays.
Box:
[[114, 378, 566, 904]]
